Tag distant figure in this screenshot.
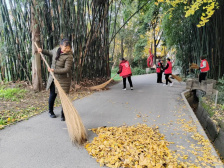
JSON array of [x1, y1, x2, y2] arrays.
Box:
[[147, 48, 154, 68], [117, 58, 133, 90], [199, 56, 210, 83], [156, 60, 163, 83], [163, 58, 173, 87]]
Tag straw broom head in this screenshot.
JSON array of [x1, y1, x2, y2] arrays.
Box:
[[190, 63, 199, 69], [89, 74, 117, 90], [54, 79, 87, 145], [171, 74, 182, 82], [89, 78, 114, 90]]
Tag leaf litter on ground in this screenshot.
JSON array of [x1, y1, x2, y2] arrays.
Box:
[[85, 124, 214, 168]]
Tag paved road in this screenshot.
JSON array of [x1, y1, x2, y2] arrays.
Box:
[[0, 74, 222, 168]]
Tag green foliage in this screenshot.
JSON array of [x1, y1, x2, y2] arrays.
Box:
[[147, 69, 156, 74], [134, 37, 148, 60], [216, 77, 224, 104], [0, 119, 7, 125], [201, 101, 215, 117], [111, 67, 119, 74], [216, 77, 224, 91], [111, 67, 122, 81], [0, 87, 27, 101], [111, 72, 122, 81], [132, 67, 146, 75]]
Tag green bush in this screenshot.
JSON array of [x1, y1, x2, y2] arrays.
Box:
[[216, 77, 224, 104], [132, 67, 146, 75], [0, 88, 27, 101], [146, 69, 156, 74]]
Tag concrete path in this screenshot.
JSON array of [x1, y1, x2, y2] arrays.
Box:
[[0, 73, 223, 168]]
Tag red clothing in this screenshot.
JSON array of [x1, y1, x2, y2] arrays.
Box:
[[156, 62, 161, 73], [200, 59, 209, 72], [118, 60, 132, 78], [147, 54, 154, 68], [164, 61, 172, 74]]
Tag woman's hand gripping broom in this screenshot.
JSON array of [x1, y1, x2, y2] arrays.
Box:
[[35, 43, 87, 145]]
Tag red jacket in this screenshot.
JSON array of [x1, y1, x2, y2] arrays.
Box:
[[118, 60, 132, 78], [164, 61, 172, 74], [200, 59, 209, 72]]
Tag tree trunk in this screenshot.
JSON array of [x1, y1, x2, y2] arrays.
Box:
[[153, 27, 157, 65], [31, 0, 42, 92]]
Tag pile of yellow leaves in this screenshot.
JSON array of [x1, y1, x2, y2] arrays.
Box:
[[85, 124, 186, 168]]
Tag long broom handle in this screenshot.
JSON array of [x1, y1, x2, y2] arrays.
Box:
[[111, 74, 117, 79], [34, 42, 55, 78]]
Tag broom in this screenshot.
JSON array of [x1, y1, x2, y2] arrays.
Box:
[[171, 74, 182, 82], [89, 74, 118, 90], [190, 63, 199, 70], [35, 43, 87, 145]]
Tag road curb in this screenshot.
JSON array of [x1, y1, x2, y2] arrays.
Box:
[[181, 90, 224, 168]]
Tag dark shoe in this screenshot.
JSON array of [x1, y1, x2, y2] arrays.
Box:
[[61, 117, 65, 121], [49, 112, 56, 118]]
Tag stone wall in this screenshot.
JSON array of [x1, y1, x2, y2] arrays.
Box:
[[185, 91, 224, 158], [186, 78, 216, 96]]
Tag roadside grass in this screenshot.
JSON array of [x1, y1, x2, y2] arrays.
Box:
[[0, 82, 91, 130], [0, 87, 27, 101]]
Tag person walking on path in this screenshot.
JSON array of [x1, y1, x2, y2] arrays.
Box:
[[156, 60, 163, 83], [163, 58, 173, 87], [117, 58, 133, 90], [37, 39, 73, 121], [199, 56, 210, 83]]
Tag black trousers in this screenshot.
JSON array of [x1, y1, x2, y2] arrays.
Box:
[[199, 72, 207, 83], [49, 82, 64, 117], [165, 74, 172, 85], [157, 73, 163, 83], [123, 76, 133, 89]]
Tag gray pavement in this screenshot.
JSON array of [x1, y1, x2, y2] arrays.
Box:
[[0, 73, 223, 168]]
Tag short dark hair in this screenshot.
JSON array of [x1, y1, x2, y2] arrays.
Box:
[[119, 58, 125, 61], [167, 58, 170, 61]]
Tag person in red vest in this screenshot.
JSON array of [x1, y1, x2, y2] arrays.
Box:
[[199, 56, 210, 83], [163, 58, 173, 86], [156, 60, 164, 83], [117, 58, 133, 90]]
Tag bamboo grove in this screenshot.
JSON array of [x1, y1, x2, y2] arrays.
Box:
[[0, 0, 224, 87], [0, 0, 119, 87]]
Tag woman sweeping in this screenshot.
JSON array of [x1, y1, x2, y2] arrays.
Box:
[[117, 58, 133, 90], [37, 39, 73, 121], [163, 58, 173, 87]]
